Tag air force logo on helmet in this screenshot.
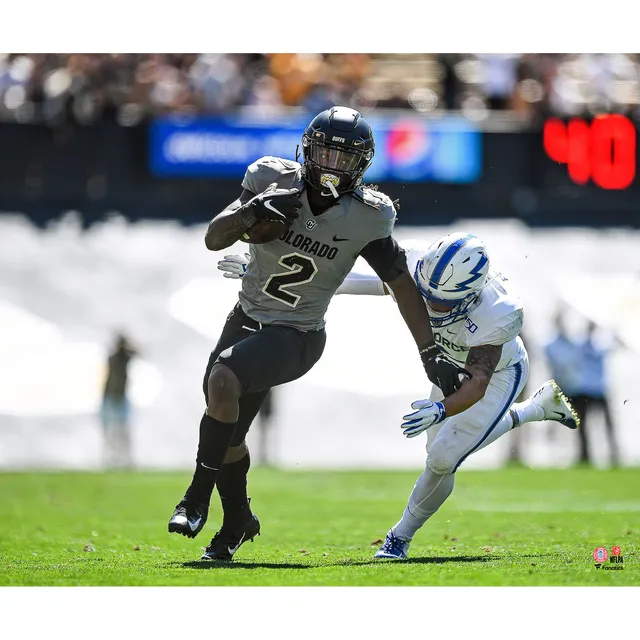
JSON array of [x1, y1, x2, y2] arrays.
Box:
[[414, 232, 491, 327]]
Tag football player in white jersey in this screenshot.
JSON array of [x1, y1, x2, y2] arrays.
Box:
[[217, 232, 581, 560]]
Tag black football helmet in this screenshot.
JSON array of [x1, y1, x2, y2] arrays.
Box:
[[301, 106, 375, 196]]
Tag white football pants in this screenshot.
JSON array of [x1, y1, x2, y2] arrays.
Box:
[[393, 355, 529, 541]]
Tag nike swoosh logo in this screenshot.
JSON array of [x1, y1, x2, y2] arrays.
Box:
[[200, 463, 218, 470], [446, 329, 456, 335], [263, 199, 283, 217], [188, 516, 202, 531], [227, 532, 246, 555], [333, 235, 349, 242], [552, 411, 565, 420]]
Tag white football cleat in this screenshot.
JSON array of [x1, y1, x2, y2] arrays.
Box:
[[530, 379, 580, 429]]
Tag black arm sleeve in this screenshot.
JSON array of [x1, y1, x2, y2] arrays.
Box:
[[359, 236, 408, 283]]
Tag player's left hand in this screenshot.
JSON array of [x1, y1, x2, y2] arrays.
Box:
[[420, 343, 470, 397], [401, 399, 447, 438], [217, 253, 250, 279]]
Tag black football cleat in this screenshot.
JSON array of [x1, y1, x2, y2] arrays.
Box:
[[168, 499, 209, 538], [200, 512, 261, 561]]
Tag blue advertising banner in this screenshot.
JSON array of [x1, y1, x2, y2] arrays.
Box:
[[150, 114, 482, 183]]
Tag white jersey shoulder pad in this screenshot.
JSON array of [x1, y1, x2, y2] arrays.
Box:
[[465, 276, 524, 347]]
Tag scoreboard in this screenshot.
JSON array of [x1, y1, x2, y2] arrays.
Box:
[[542, 114, 637, 190]]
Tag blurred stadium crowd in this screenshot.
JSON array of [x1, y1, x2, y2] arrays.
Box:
[[1, 53, 640, 126]]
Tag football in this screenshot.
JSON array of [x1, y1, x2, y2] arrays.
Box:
[[242, 218, 290, 244]]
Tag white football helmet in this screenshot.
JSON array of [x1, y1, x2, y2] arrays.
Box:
[[414, 232, 490, 327]]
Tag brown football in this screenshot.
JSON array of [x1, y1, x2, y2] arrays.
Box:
[[242, 218, 291, 244]]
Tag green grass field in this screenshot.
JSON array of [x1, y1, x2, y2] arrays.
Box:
[[0, 467, 637, 586]]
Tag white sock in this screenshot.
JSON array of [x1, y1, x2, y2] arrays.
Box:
[[475, 399, 545, 455], [393, 468, 455, 542], [510, 398, 545, 427]]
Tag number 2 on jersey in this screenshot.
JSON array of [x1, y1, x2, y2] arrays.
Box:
[[263, 253, 318, 307]]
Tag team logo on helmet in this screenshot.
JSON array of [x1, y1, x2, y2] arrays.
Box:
[[320, 173, 340, 188]]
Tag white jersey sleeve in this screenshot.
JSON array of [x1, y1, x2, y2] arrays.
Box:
[[335, 239, 430, 297], [335, 258, 386, 296]]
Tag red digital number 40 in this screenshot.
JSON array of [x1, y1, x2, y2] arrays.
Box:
[[543, 114, 636, 189]]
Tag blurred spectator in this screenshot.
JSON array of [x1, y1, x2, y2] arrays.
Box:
[[512, 54, 554, 122], [246, 75, 284, 110], [187, 54, 244, 113], [543, 310, 584, 463], [376, 82, 413, 109], [267, 53, 324, 107], [568, 321, 620, 467], [1, 53, 639, 125], [544, 310, 583, 397], [101, 332, 137, 469], [476, 53, 518, 110], [437, 54, 464, 109], [301, 80, 341, 114], [544, 311, 620, 466]]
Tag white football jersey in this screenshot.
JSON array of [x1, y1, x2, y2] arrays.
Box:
[[402, 241, 526, 372]]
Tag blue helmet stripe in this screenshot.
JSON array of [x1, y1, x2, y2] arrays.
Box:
[[428, 234, 475, 289], [448, 253, 489, 293]]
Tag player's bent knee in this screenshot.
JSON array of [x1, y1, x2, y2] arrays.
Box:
[[426, 440, 459, 476], [224, 441, 248, 464], [207, 364, 242, 406]]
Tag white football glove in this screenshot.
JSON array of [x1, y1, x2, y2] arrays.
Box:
[[217, 253, 250, 279], [401, 399, 447, 438]]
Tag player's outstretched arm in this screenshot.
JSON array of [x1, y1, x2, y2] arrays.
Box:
[[385, 270, 436, 349], [360, 237, 465, 394], [360, 238, 434, 349], [335, 267, 389, 296], [205, 189, 258, 251]]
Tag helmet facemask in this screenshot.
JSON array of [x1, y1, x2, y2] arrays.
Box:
[[421, 290, 481, 328], [301, 134, 373, 197], [414, 251, 488, 328]]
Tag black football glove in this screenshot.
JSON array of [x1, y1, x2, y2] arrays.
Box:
[[420, 342, 471, 397], [246, 182, 302, 225]]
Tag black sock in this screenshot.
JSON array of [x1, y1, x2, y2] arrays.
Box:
[[217, 452, 251, 526], [185, 413, 237, 505]]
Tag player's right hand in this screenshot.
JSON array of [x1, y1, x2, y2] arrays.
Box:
[[217, 253, 250, 279], [248, 182, 302, 224], [420, 343, 470, 397]]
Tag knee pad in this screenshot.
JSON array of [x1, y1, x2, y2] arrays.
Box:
[[426, 438, 460, 475]]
